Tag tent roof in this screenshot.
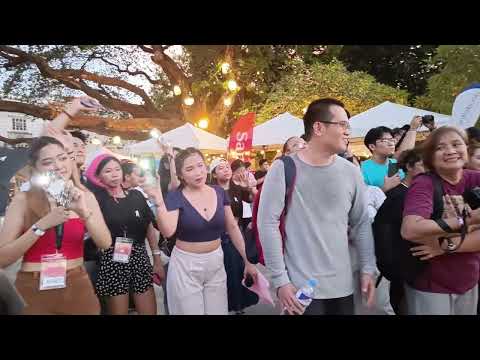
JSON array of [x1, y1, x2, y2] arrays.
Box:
[[349, 101, 452, 138], [253, 112, 304, 147], [126, 123, 227, 155]]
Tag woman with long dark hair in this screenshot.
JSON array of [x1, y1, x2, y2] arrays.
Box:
[[210, 158, 259, 314], [85, 154, 160, 315], [0, 136, 111, 314]]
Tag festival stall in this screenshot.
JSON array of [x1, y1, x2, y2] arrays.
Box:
[[348, 101, 452, 157]]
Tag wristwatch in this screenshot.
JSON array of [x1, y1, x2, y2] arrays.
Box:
[[32, 224, 46, 237]]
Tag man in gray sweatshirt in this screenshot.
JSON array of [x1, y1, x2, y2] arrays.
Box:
[[258, 98, 376, 315]]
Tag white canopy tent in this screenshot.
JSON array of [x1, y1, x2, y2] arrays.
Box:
[[349, 101, 452, 139], [85, 146, 133, 168], [252, 112, 304, 148], [126, 123, 228, 156]]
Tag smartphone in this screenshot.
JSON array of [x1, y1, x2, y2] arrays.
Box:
[[80, 99, 102, 109], [152, 273, 162, 286], [387, 162, 398, 177], [244, 274, 254, 287]]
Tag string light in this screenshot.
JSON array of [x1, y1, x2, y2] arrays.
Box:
[[198, 118, 209, 129], [227, 80, 238, 91], [184, 97, 195, 106], [173, 85, 182, 96], [139, 159, 150, 170], [224, 97, 232, 107], [150, 128, 161, 139], [112, 136, 121, 145], [221, 62, 230, 74]]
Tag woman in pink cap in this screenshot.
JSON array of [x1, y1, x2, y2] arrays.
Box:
[[85, 154, 161, 315]]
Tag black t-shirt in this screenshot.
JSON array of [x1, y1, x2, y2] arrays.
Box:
[[94, 188, 156, 246], [228, 181, 251, 219]]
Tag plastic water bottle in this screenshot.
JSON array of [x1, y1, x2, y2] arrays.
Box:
[[295, 279, 318, 307]]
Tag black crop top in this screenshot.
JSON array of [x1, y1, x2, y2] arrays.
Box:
[[165, 185, 231, 243]]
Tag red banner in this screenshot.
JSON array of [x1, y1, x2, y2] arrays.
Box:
[[228, 112, 255, 153]]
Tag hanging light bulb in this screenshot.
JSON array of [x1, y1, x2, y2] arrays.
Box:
[[227, 80, 238, 91], [112, 136, 121, 145], [139, 159, 150, 170], [173, 85, 182, 96], [223, 97, 232, 107], [221, 62, 230, 74], [150, 128, 161, 139], [184, 96, 195, 106], [198, 118, 209, 129]]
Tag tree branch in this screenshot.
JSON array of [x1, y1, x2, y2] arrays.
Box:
[[0, 46, 159, 117], [0, 100, 53, 119], [139, 45, 154, 54], [92, 54, 162, 85], [0, 135, 34, 145]]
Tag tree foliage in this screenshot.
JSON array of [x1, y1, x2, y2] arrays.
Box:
[[253, 59, 409, 124], [414, 45, 480, 115], [0, 45, 335, 137], [339, 45, 439, 99]]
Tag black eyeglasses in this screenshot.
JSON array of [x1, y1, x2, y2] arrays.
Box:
[[377, 138, 395, 144], [317, 120, 351, 130]]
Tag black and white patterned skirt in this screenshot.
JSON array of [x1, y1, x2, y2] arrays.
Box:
[[95, 243, 153, 297]]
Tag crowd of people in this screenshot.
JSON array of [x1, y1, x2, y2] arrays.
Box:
[[1, 94, 480, 316]]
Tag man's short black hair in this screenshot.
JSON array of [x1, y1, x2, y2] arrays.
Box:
[[259, 159, 268, 167], [364, 126, 393, 152], [392, 127, 401, 136], [303, 98, 346, 141], [70, 131, 88, 143], [466, 127, 480, 143], [397, 148, 422, 173]]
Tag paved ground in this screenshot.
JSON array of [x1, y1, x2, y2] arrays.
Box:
[[4, 251, 281, 315], [149, 250, 281, 315]]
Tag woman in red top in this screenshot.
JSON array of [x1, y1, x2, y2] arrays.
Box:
[[0, 136, 111, 315], [402, 126, 480, 315]]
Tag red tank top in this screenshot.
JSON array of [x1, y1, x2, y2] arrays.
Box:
[[23, 218, 85, 263]]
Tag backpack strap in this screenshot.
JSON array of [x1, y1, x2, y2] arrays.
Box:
[[280, 156, 296, 215], [427, 172, 444, 220]]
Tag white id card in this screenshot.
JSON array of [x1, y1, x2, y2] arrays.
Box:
[[113, 237, 133, 263], [39, 253, 67, 291], [242, 201, 253, 219]]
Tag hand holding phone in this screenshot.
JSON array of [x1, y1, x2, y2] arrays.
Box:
[[387, 162, 398, 178]]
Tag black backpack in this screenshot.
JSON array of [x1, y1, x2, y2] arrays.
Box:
[[373, 172, 444, 285]]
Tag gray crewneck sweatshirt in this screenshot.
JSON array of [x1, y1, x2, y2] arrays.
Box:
[[257, 154, 376, 299]]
